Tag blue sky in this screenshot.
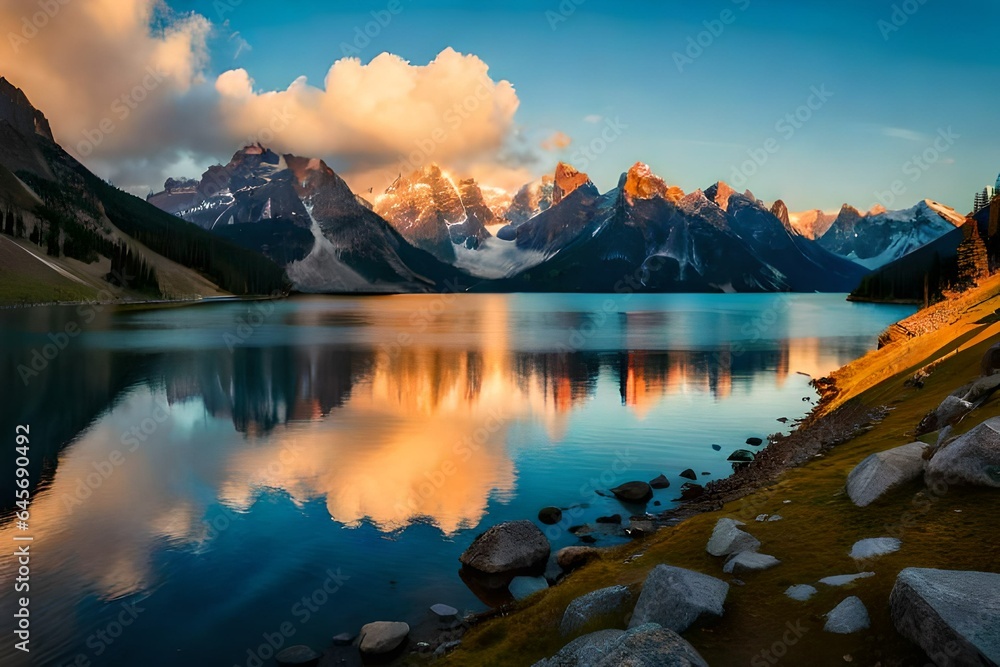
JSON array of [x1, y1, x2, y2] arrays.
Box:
[[105, 0, 1000, 209]]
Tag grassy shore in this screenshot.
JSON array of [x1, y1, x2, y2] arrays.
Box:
[[441, 275, 1000, 667]]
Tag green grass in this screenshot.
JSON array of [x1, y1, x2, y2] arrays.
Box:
[[0, 267, 99, 304], [442, 300, 1000, 666]]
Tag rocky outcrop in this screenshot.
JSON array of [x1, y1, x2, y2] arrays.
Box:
[[705, 518, 761, 557], [0, 77, 54, 142], [628, 565, 729, 632], [890, 568, 1000, 665], [925, 416, 1000, 487], [459, 521, 550, 574], [559, 585, 633, 635], [824, 597, 870, 634], [552, 162, 591, 205], [623, 162, 683, 204], [770, 200, 790, 228], [506, 175, 554, 226], [845, 442, 928, 507], [705, 181, 737, 211]]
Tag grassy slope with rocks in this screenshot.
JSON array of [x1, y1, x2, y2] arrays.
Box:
[[441, 275, 1000, 667]]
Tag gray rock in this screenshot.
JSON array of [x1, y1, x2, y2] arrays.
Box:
[[767, 514, 783, 522], [597, 623, 709, 666], [706, 518, 761, 557], [628, 565, 729, 632], [459, 520, 550, 574], [819, 572, 875, 587], [926, 416, 1000, 488], [611, 481, 653, 503], [429, 603, 458, 621], [723, 551, 781, 574], [824, 596, 870, 634], [556, 546, 601, 572], [275, 645, 320, 666], [358, 621, 409, 655], [509, 576, 549, 601], [728, 449, 755, 462], [850, 537, 901, 560], [534, 624, 708, 667], [955, 373, 1000, 403], [331, 633, 353, 646], [433, 640, 461, 657], [846, 441, 928, 507], [531, 629, 626, 667], [560, 585, 633, 635], [754, 514, 769, 522], [890, 567, 1000, 666], [785, 584, 818, 601]]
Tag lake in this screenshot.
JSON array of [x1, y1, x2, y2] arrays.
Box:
[[0, 293, 914, 666]]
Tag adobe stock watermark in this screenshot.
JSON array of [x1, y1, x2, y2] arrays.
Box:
[[873, 127, 958, 209], [750, 618, 809, 667], [236, 568, 350, 667], [60, 599, 146, 665], [339, 0, 407, 57], [565, 117, 628, 171], [729, 85, 834, 189], [877, 0, 930, 41], [77, 66, 169, 158], [673, 0, 751, 73], [7, 0, 72, 53], [546, 0, 586, 31]]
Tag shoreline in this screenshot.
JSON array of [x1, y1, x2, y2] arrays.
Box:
[[441, 273, 1000, 665]]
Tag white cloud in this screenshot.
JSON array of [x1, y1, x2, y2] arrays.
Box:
[[882, 127, 926, 142], [583, 114, 604, 124]]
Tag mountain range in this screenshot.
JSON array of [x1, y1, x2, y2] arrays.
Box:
[[0, 73, 976, 301]]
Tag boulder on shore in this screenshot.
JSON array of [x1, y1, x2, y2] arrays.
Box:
[[706, 518, 761, 557], [723, 551, 780, 575], [890, 567, 1000, 666], [917, 395, 974, 435], [533, 624, 708, 667], [556, 546, 601, 572], [628, 565, 729, 632], [846, 441, 928, 507], [559, 585, 633, 635], [358, 621, 410, 656], [980, 340, 1000, 376], [611, 481, 653, 503], [459, 520, 550, 574], [850, 537, 901, 560], [678, 483, 704, 501], [925, 416, 1000, 488], [824, 597, 870, 634]]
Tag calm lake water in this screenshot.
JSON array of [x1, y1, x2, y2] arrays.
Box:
[[0, 293, 914, 666]]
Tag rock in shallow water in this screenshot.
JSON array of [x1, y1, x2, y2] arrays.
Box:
[[459, 520, 550, 574], [611, 481, 654, 503], [538, 507, 563, 525], [275, 645, 320, 666], [429, 603, 458, 622], [890, 567, 1000, 666], [680, 469, 698, 481], [628, 565, 729, 632], [359, 621, 410, 655], [824, 596, 870, 634], [649, 474, 671, 489]]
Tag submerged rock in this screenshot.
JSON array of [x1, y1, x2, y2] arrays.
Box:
[[429, 603, 458, 622], [746, 437, 764, 446], [275, 645, 320, 666], [890, 567, 1000, 665], [560, 585, 633, 635], [846, 441, 927, 507], [611, 481, 654, 503], [628, 565, 729, 632], [538, 507, 563, 525], [459, 520, 550, 574], [824, 597, 870, 634], [926, 416, 1000, 488]]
